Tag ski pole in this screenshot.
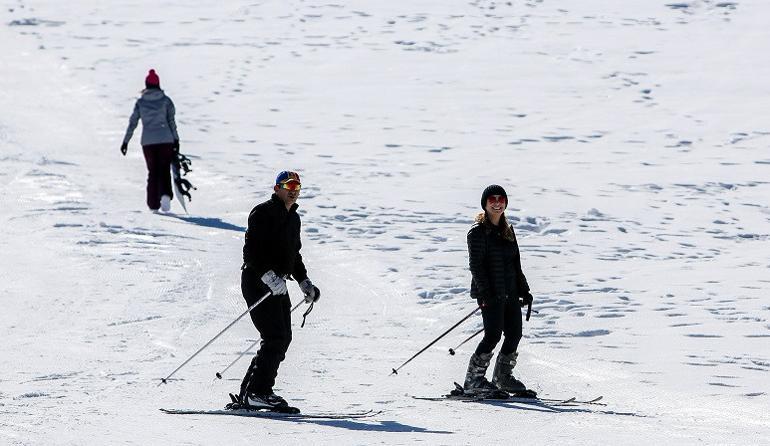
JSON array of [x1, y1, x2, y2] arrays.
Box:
[[390, 306, 480, 376], [214, 300, 305, 380], [158, 291, 272, 386], [448, 327, 485, 356]]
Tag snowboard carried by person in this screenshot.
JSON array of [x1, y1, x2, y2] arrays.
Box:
[[170, 149, 195, 213]]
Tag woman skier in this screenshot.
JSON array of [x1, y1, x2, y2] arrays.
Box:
[[463, 184, 535, 397]]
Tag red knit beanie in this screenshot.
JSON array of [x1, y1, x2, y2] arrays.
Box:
[[145, 69, 160, 87]]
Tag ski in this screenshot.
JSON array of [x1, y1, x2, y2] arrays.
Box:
[[160, 408, 380, 420], [539, 395, 604, 405], [412, 383, 604, 406], [411, 394, 604, 406]]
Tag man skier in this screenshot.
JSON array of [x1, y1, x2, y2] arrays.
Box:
[[238, 171, 321, 410]]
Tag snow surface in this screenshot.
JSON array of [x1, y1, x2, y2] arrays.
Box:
[[1, 1, 769, 444]]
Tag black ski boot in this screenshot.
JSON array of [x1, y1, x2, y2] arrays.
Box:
[[243, 391, 288, 408], [492, 352, 537, 398], [228, 391, 299, 414], [463, 352, 508, 398]]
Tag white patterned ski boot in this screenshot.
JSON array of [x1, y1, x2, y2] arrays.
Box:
[[463, 352, 507, 397], [493, 352, 536, 397]]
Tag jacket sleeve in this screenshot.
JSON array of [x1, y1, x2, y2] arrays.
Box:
[[467, 226, 491, 298], [511, 227, 530, 294], [292, 251, 308, 283], [123, 101, 140, 144], [243, 206, 270, 276], [291, 217, 308, 282], [166, 97, 179, 141]]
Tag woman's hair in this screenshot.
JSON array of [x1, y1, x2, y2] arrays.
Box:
[[475, 211, 515, 241]]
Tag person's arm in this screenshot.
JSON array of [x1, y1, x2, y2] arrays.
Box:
[[166, 97, 179, 143], [123, 101, 140, 144], [292, 251, 308, 284], [467, 226, 491, 299], [291, 217, 308, 282], [291, 219, 317, 302], [243, 206, 271, 275], [511, 227, 530, 294]]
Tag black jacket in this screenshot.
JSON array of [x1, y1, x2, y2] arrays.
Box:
[[467, 219, 529, 302], [242, 194, 308, 282]]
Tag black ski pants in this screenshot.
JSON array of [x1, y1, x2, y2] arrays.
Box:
[[240, 268, 292, 396], [474, 298, 522, 356], [142, 143, 175, 210]]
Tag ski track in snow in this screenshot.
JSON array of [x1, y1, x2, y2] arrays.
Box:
[[1, 0, 769, 444]]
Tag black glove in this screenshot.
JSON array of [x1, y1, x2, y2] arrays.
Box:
[[312, 286, 320, 302], [120, 142, 128, 156], [173, 139, 180, 152], [519, 292, 534, 307], [299, 279, 320, 303]]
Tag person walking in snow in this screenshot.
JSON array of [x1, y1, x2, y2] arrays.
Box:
[[120, 69, 179, 212], [238, 171, 321, 409], [463, 184, 535, 397]]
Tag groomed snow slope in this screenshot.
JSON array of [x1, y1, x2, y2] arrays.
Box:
[[1, 1, 769, 445]]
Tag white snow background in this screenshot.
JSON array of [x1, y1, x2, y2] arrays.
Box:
[[1, 1, 769, 444]]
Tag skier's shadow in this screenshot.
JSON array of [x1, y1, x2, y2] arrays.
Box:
[[258, 417, 453, 434], [163, 214, 246, 232]]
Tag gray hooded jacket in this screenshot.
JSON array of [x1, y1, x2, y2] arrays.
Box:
[[123, 89, 179, 146]]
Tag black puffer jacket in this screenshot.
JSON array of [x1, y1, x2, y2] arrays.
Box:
[[242, 194, 308, 282], [467, 217, 529, 302]]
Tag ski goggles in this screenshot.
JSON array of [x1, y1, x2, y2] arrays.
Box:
[[278, 180, 301, 191], [486, 195, 506, 205]]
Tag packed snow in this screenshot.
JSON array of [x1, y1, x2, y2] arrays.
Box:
[[1, 1, 768, 444]]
